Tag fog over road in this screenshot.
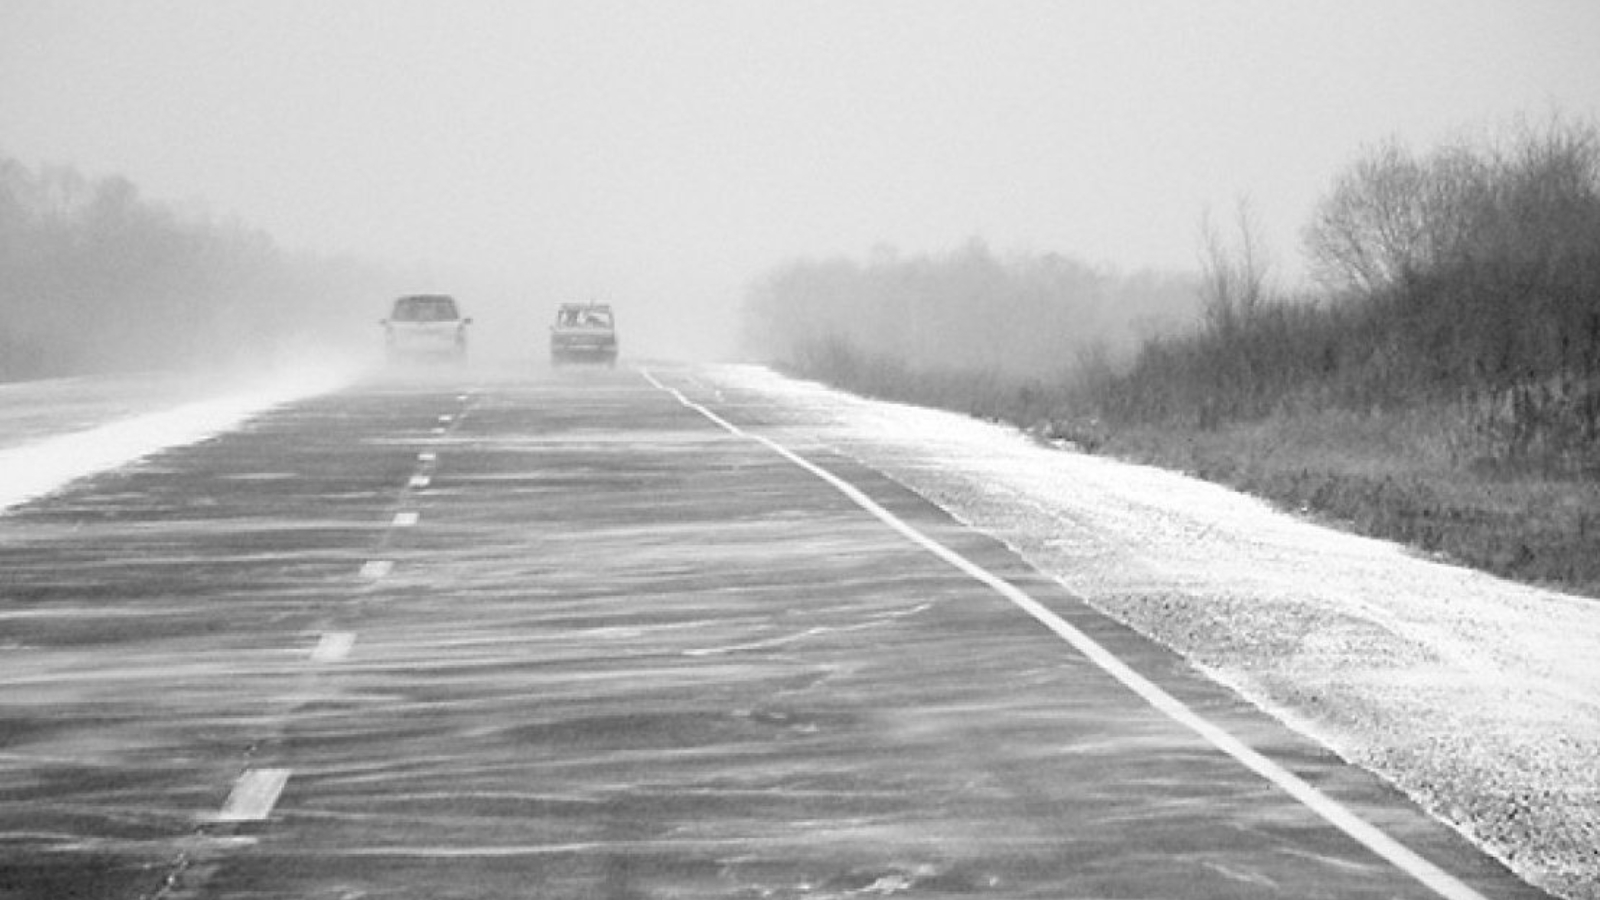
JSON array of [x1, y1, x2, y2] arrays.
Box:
[[0, 366, 1551, 899]]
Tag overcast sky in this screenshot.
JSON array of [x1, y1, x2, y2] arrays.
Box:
[[4, 1, 1600, 357]]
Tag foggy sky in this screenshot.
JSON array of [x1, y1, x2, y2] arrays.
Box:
[[4, 0, 1600, 359]]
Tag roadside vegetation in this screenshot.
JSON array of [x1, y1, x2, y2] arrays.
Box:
[[743, 115, 1600, 597], [0, 156, 397, 380], [742, 240, 1201, 421]]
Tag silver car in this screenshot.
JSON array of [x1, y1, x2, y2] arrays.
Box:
[[383, 294, 470, 363]]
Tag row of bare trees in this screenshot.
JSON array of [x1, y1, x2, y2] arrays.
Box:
[[741, 240, 1198, 406], [1306, 117, 1600, 297], [1, 157, 395, 380], [740, 114, 1600, 473], [1299, 117, 1600, 391], [1085, 116, 1600, 471]]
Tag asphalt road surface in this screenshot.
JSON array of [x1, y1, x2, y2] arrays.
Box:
[[0, 365, 1552, 900]]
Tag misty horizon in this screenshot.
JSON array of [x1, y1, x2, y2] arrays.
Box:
[[4, 1, 1600, 372]]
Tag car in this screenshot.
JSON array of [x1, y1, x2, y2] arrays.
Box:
[[550, 303, 618, 367], [382, 294, 470, 363]]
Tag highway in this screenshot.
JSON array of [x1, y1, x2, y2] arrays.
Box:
[[0, 365, 1549, 899]]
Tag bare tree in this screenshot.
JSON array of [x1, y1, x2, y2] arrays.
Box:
[[1302, 123, 1599, 296], [1197, 197, 1271, 338], [1303, 140, 1438, 293]]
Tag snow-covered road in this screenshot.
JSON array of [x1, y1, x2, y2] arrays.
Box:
[[3, 364, 1548, 900], [708, 364, 1600, 900], [3, 362, 1594, 897], [0, 368, 354, 512]]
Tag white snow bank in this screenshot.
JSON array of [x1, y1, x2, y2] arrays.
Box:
[[0, 367, 352, 512], [709, 364, 1600, 900]]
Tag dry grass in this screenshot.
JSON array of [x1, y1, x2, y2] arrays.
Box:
[[1096, 404, 1600, 598], [787, 352, 1600, 600]]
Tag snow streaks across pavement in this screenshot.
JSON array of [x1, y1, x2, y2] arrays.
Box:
[[0, 368, 354, 512], [0, 363, 1566, 899], [700, 363, 1600, 900]]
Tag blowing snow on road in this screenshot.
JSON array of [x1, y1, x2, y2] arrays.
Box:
[[0, 369, 354, 512], [711, 364, 1600, 900], [0, 364, 1588, 899]]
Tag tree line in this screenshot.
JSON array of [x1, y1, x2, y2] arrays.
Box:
[[741, 240, 1198, 420], [1092, 115, 1600, 470], [743, 114, 1600, 474], [0, 156, 396, 380]]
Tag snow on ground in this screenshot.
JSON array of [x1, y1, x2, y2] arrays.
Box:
[[0, 366, 353, 513], [711, 364, 1600, 900], [0, 373, 224, 451]]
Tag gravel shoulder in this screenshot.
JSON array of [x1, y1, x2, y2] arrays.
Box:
[[714, 364, 1600, 900]]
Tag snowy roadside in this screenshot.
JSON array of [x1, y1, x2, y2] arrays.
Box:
[[0, 368, 354, 513], [710, 364, 1600, 900]]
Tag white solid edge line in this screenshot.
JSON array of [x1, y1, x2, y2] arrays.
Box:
[[214, 768, 291, 823], [638, 368, 1491, 900]]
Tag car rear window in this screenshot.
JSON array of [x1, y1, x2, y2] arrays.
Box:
[[393, 296, 459, 322]]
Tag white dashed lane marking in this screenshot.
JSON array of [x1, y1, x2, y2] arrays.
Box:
[[185, 408, 459, 864], [213, 768, 291, 823]]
